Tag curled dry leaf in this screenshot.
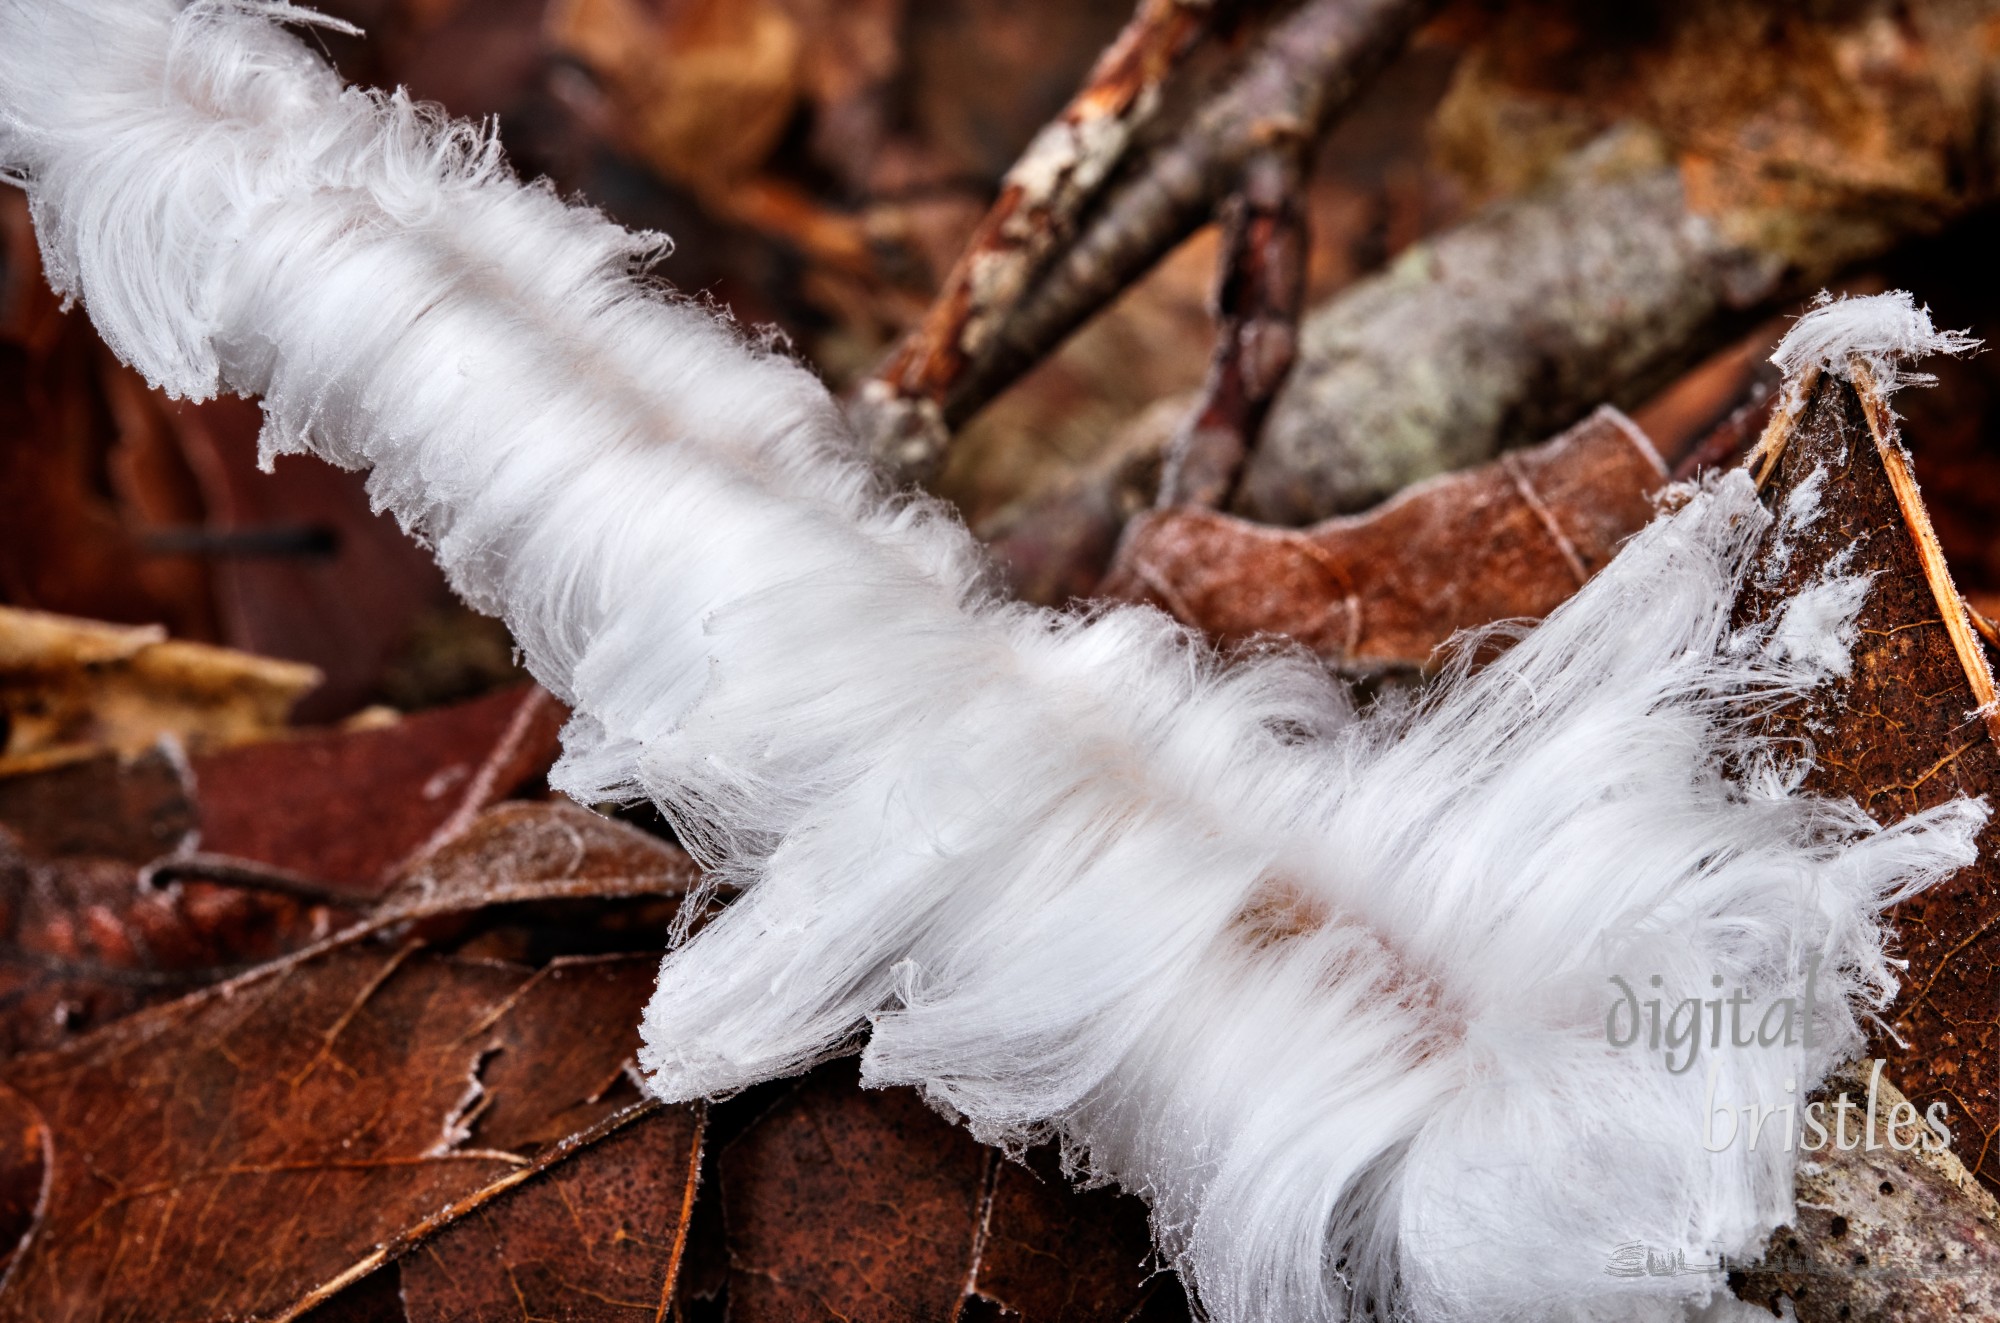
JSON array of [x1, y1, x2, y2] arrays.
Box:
[[1105, 405, 1668, 672], [985, 298, 1779, 609], [372, 799, 702, 928], [0, 604, 319, 776]]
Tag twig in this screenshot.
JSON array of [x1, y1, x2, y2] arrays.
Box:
[[1156, 140, 1308, 508], [1969, 599, 2000, 652], [856, 0, 1437, 484], [854, 0, 1230, 480]]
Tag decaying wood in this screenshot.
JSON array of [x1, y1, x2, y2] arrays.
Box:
[[1731, 1064, 2000, 1321], [1104, 406, 1667, 670], [1156, 140, 1308, 508], [1235, 129, 1786, 523], [853, 0, 1229, 480], [1238, 0, 2000, 524], [1728, 367, 2000, 1315], [857, 0, 1437, 484]]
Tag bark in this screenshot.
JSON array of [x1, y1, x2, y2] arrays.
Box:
[[1236, 127, 1786, 523], [1156, 141, 1308, 508], [853, 0, 1229, 480], [856, 0, 1438, 483]]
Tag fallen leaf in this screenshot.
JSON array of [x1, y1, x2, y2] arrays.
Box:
[[0, 760, 688, 1059], [396, 1105, 704, 1323], [0, 943, 692, 1323], [715, 1061, 1173, 1322], [186, 684, 568, 901], [1104, 405, 1669, 672], [372, 799, 700, 926], [0, 749, 347, 1055], [1729, 363, 2000, 1191], [0, 604, 319, 775], [3, 192, 460, 719], [547, 0, 805, 192], [1433, 0, 1995, 270]]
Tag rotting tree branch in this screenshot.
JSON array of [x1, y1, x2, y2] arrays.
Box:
[[854, 0, 1439, 485], [852, 0, 1231, 480]]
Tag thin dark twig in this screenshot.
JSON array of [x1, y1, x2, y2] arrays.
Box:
[[1156, 139, 1308, 508]]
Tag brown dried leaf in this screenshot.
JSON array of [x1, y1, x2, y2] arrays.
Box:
[[1721, 366, 2000, 1318], [372, 799, 700, 926], [0, 261, 219, 644], [1731, 368, 2000, 1191], [0, 749, 348, 1055], [717, 1062, 1173, 1322], [0, 605, 319, 775], [0, 942, 693, 1323], [4, 192, 461, 718], [969, 1145, 1173, 1320], [548, 0, 805, 191], [1434, 0, 1997, 269], [0, 754, 686, 1058], [186, 684, 568, 901], [1105, 405, 1669, 671], [396, 1105, 704, 1323]]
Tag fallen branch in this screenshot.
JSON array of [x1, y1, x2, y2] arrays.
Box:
[[1155, 140, 1308, 508], [856, 0, 1438, 483], [852, 0, 1232, 479], [1235, 128, 1785, 522]]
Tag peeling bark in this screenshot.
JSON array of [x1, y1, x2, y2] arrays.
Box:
[[854, 0, 1227, 481], [856, 0, 1438, 483]]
